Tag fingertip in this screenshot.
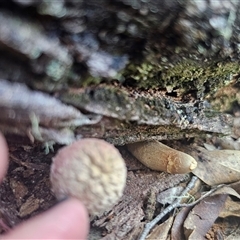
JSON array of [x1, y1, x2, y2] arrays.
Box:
[[0, 132, 8, 181], [60, 198, 90, 238], [3, 198, 89, 239], [51, 198, 90, 239]]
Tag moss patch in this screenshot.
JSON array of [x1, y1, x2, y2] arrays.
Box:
[[124, 59, 240, 99]]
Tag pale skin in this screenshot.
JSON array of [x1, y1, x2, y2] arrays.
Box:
[[0, 133, 89, 239]]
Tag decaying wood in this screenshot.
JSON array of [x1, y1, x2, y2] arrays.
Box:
[[0, 0, 239, 145], [0, 1, 239, 97], [0, 79, 101, 145], [0, 80, 233, 146]]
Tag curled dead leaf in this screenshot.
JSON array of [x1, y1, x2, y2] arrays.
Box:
[[192, 147, 240, 185], [184, 194, 228, 240]]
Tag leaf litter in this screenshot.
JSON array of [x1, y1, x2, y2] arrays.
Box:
[[139, 139, 240, 240], [2, 137, 240, 239]]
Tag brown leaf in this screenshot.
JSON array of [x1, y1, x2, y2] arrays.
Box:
[[184, 194, 228, 240], [18, 195, 40, 218], [229, 180, 240, 194], [192, 147, 240, 185], [171, 207, 192, 240], [9, 179, 28, 204], [213, 185, 240, 199], [219, 196, 240, 218], [206, 216, 240, 239], [146, 215, 174, 240]]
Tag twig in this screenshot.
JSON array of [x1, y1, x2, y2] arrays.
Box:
[[179, 184, 225, 207], [139, 176, 198, 240], [9, 153, 48, 170], [139, 177, 227, 240]]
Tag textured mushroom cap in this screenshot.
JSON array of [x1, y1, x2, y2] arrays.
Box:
[[50, 138, 127, 215], [127, 140, 197, 174]]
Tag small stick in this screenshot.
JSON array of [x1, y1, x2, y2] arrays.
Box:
[[139, 176, 198, 240], [179, 184, 225, 207], [139, 177, 226, 240]]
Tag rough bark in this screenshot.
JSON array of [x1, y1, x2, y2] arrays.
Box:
[[0, 0, 238, 145]]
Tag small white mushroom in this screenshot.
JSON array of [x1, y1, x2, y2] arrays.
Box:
[[127, 140, 197, 174], [50, 138, 127, 215]]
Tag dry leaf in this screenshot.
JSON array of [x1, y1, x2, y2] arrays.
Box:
[[171, 207, 192, 240], [207, 216, 240, 240], [170, 182, 240, 239], [219, 196, 240, 218], [184, 194, 228, 240], [9, 179, 28, 200], [146, 215, 174, 240], [213, 185, 240, 199], [18, 195, 40, 218], [192, 147, 240, 185], [213, 136, 240, 150], [183, 182, 240, 239], [228, 180, 240, 194]]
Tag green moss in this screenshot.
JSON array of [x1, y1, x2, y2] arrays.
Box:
[[209, 84, 240, 112], [124, 59, 240, 98]]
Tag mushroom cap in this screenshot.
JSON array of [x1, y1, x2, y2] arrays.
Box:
[[50, 138, 127, 215]]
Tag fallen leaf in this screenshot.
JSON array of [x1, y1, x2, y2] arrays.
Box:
[[219, 196, 240, 218], [207, 188, 240, 239], [213, 185, 240, 199], [146, 215, 174, 240], [229, 180, 240, 194], [171, 207, 192, 240], [184, 194, 228, 240], [18, 195, 40, 218], [9, 178, 28, 201], [206, 216, 240, 240], [191, 147, 240, 185]]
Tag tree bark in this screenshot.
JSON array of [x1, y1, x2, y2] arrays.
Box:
[[0, 0, 238, 145]]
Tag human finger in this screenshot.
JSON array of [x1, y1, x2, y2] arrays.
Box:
[[2, 198, 89, 239], [0, 133, 8, 182]]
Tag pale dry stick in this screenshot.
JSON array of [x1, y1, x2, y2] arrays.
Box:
[[139, 176, 198, 240], [9, 153, 48, 171]]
